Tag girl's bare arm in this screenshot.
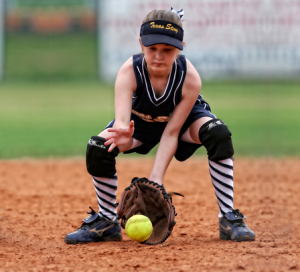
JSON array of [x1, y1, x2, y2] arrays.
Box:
[[149, 59, 202, 184]]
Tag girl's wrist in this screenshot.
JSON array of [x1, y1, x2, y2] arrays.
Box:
[[149, 174, 163, 185]]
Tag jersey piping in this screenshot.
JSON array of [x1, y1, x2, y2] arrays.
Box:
[[141, 57, 177, 106], [136, 66, 143, 84], [173, 71, 184, 107]]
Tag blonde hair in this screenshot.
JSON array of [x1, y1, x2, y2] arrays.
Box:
[[142, 10, 183, 28]]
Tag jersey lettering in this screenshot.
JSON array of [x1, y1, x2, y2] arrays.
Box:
[[131, 109, 169, 123]]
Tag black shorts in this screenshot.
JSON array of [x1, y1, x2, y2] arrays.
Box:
[[105, 95, 216, 161]]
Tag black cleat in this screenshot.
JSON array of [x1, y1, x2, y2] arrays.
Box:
[[64, 207, 122, 244], [219, 209, 255, 242]]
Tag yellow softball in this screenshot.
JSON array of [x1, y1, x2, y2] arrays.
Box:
[[125, 215, 153, 242]]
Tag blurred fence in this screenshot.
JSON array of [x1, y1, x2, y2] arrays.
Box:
[[1, 0, 300, 81], [99, 0, 300, 81], [5, 0, 97, 33], [2, 0, 98, 80]]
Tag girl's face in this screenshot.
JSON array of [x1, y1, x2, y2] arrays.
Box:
[[140, 41, 182, 74]]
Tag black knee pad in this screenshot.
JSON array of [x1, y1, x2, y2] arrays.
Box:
[[86, 136, 119, 178], [199, 119, 234, 161]]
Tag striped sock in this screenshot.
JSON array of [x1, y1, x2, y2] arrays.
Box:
[[209, 158, 234, 218], [92, 175, 118, 221]]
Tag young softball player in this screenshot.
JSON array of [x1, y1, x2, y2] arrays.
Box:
[[65, 8, 255, 244]]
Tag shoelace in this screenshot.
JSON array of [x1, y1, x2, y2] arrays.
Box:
[[232, 209, 244, 218], [231, 209, 246, 227], [78, 207, 99, 230]]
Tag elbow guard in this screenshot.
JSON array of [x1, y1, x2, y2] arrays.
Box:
[[199, 119, 234, 161], [86, 136, 119, 178]]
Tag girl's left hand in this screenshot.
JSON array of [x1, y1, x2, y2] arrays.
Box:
[[104, 120, 135, 152]]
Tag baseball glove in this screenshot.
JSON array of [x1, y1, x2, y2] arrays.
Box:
[[117, 177, 184, 245]]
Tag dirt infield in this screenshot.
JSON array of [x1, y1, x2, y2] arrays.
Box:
[[0, 158, 299, 271]]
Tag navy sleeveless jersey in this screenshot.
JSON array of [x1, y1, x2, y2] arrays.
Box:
[[130, 53, 186, 142], [106, 53, 216, 160]]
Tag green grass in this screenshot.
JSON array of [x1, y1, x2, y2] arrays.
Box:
[[0, 81, 114, 158], [0, 80, 300, 159], [5, 33, 97, 79], [198, 81, 300, 157]]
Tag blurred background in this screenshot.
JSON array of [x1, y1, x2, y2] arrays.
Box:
[[2, 0, 97, 79], [0, 0, 299, 159]]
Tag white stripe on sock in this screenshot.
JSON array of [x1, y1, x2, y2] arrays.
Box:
[[209, 158, 234, 218], [93, 175, 118, 221], [93, 177, 118, 196], [210, 160, 233, 176], [209, 167, 233, 188]]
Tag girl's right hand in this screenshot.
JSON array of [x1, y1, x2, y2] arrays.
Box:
[[104, 120, 135, 152]]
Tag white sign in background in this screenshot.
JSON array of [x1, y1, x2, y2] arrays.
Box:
[[99, 0, 300, 81]]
